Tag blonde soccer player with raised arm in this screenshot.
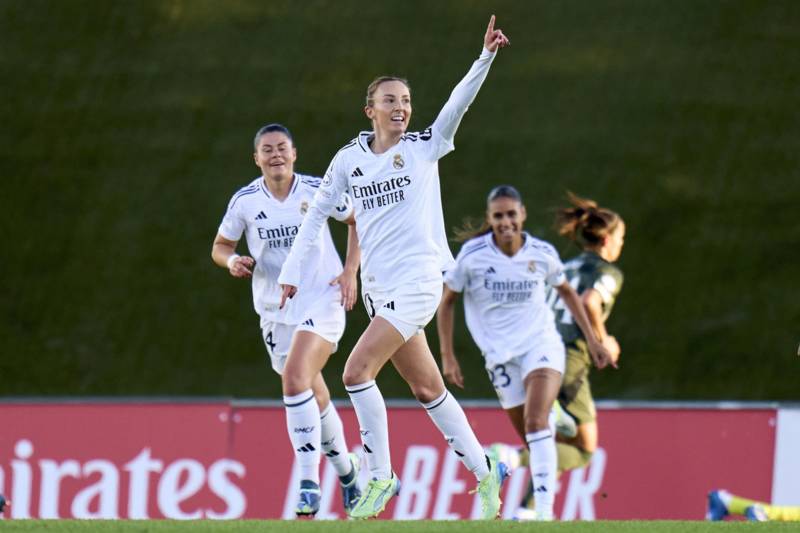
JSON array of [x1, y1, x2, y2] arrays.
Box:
[[279, 16, 512, 520]]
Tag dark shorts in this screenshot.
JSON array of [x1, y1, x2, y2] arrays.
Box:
[[558, 339, 596, 425]]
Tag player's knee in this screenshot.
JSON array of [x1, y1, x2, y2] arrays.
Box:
[[342, 367, 368, 387], [410, 384, 440, 404], [574, 426, 598, 453], [524, 413, 550, 434], [578, 438, 597, 454], [281, 372, 312, 396]]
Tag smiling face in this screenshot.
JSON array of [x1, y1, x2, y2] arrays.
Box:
[[487, 196, 527, 249], [253, 131, 296, 182], [364, 79, 412, 137]]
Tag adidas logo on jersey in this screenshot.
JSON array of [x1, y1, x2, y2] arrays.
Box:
[[383, 301, 395, 310], [255, 211, 268, 220], [538, 355, 550, 363], [351, 167, 364, 177], [485, 266, 496, 275], [302, 319, 315, 327]]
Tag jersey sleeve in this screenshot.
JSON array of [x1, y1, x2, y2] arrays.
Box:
[[593, 264, 624, 304], [329, 192, 354, 222], [421, 48, 497, 161], [443, 245, 472, 292], [278, 153, 348, 287], [217, 193, 246, 241], [543, 245, 567, 287]]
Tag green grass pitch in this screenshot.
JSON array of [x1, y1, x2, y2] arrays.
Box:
[[0, 521, 796, 532]]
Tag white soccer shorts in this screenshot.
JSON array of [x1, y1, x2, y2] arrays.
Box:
[[487, 336, 566, 409], [260, 293, 345, 375], [361, 279, 443, 341]]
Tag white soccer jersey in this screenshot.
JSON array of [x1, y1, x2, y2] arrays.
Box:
[[444, 232, 567, 367], [279, 48, 497, 293], [218, 173, 353, 325]]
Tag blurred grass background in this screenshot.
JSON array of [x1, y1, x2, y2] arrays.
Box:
[[1, 0, 798, 399]]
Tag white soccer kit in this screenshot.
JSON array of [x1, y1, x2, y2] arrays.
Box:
[[279, 48, 498, 336], [445, 232, 568, 407], [218, 173, 353, 369]]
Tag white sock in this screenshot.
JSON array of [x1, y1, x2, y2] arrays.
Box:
[[319, 402, 353, 478], [346, 380, 392, 480], [423, 390, 490, 481], [284, 390, 321, 484], [527, 429, 556, 518]]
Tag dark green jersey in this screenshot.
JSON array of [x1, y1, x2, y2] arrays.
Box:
[[547, 251, 624, 345]]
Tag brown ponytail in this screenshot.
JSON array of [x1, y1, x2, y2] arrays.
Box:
[[555, 192, 622, 248]]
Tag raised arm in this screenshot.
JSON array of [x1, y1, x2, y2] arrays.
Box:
[[431, 15, 510, 149]]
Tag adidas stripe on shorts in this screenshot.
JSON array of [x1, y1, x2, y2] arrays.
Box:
[[260, 291, 345, 374], [487, 335, 566, 409], [361, 279, 443, 341]]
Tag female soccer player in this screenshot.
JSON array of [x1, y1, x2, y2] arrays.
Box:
[[279, 16, 511, 520], [212, 124, 361, 517], [437, 185, 614, 521], [498, 192, 626, 519], [549, 193, 625, 475]]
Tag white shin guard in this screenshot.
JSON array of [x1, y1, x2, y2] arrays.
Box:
[[423, 390, 490, 481], [284, 390, 321, 484]]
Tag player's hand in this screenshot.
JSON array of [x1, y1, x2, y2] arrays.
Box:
[[441, 354, 465, 389], [279, 284, 297, 309], [603, 335, 621, 365], [588, 339, 617, 370], [484, 15, 510, 52], [330, 269, 358, 311], [228, 255, 255, 279]]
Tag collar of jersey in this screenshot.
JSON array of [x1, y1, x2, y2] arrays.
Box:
[[486, 231, 531, 257], [358, 131, 404, 156], [260, 173, 299, 201]]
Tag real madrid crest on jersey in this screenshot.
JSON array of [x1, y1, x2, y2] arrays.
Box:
[[393, 153, 405, 169], [528, 260, 537, 273], [300, 201, 309, 215]]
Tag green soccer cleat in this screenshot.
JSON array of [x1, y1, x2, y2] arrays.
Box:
[[349, 473, 401, 520], [471, 458, 509, 520]]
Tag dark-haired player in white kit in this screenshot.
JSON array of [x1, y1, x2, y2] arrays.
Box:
[[437, 185, 614, 521], [279, 16, 511, 520], [212, 124, 361, 517]]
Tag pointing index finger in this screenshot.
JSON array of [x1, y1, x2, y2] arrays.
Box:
[[487, 14, 495, 34]]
